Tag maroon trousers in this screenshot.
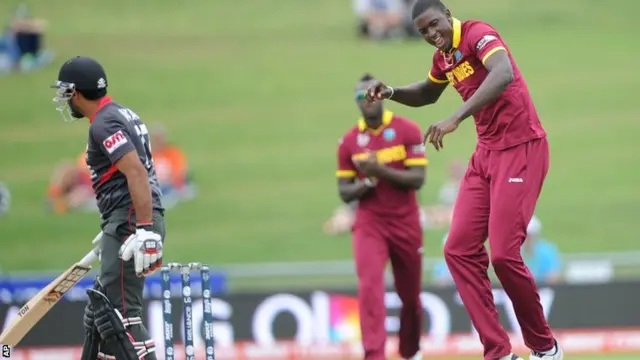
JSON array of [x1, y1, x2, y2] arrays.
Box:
[[353, 212, 423, 360], [444, 138, 555, 360]]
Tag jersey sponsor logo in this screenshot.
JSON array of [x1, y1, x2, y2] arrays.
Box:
[[352, 145, 407, 164], [356, 133, 370, 147], [475, 34, 498, 51], [411, 144, 426, 154], [446, 61, 475, 85], [103, 130, 128, 154]]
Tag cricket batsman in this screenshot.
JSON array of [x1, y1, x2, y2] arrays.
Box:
[[336, 73, 427, 360], [365, 1, 563, 359], [51, 56, 165, 360]]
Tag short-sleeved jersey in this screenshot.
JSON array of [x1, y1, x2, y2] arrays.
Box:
[[86, 96, 163, 218], [428, 18, 546, 150], [336, 110, 427, 218]]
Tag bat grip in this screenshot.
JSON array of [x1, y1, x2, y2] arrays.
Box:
[[79, 247, 100, 267]]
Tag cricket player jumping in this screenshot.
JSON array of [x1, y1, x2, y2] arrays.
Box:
[[366, 0, 564, 359], [52, 56, 165, 360]]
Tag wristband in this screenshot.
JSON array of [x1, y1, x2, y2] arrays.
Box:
[[387, 86, 395, 99], [136, 222, 153, 232]]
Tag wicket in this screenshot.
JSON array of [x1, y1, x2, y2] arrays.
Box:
[[161, 262, 215, 360]]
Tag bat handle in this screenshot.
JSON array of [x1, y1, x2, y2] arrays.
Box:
[[79, 247, 100, 267]]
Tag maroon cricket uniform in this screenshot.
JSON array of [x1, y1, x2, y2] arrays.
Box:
[[337, 110, 427, 360], [429, 18, 554, 359]]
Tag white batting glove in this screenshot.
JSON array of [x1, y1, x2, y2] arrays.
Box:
[[118, 223, 163, 277]]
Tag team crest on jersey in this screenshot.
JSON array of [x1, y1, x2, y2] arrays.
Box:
[[411, 144, 426, 154], [455, 50, 462, 62], [383, 128, 396, 141], [357, 133, 370, 147], [476, 35, 498, 51]]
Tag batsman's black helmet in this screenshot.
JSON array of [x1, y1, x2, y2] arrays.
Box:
[[52, 56, 109, 122], [57, 56, 108, 91]]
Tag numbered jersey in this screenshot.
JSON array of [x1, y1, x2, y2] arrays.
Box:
[[86, 97, 163, 217]]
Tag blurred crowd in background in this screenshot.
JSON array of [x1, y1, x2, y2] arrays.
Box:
[[0, 0, 423, 75], [0, 3, 53, 74], [354, 0, 421, 40]]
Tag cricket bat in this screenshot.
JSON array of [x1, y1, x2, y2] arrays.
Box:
[[0, 237, 101, 346]]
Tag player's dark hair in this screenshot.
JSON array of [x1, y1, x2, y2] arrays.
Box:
[[77, 88, 107, 100], [359, 73, 375, 82], [411, 0, 447, 20]]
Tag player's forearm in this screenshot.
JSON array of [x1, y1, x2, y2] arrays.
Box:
[[451, 69, 513, 124], [338, 181, 371, 203], [374, 166, 424, 190], [126, 171, 153, 223], [390, 82, 440, 107]]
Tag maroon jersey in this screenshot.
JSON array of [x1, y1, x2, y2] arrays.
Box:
[[337, 110, 428, 218], [428, 18, 546, 150]]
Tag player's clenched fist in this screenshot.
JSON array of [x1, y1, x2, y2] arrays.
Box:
[[118, 224, 163, 277], [365, 81, 394, 102]]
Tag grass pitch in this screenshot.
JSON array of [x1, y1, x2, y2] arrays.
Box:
[[0, 0, 639, 272]]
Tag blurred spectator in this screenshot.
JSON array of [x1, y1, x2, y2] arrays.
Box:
[[354, 0, 419, 40], [0, 4, 54, 74], [437, 160, 464, 206], [46, 152, 96, 214], [420, 159, 465, 230], [150, 125, 196, 209], [522, 215, 563, 284], [431, 215, 563, 285], [0, 182, 11, 217], [0, 27, 19, 73], [432, 231, 454, 286]]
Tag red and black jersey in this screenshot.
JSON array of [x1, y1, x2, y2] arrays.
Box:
[[86, 96, 163, 218]]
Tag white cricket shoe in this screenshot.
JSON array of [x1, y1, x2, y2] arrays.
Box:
[[500, 354, 524, 360], [530, 341, 564, 360], [403, 351, 422, 360]]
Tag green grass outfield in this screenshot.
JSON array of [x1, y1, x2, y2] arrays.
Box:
[[0, 0, 638, 272]]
